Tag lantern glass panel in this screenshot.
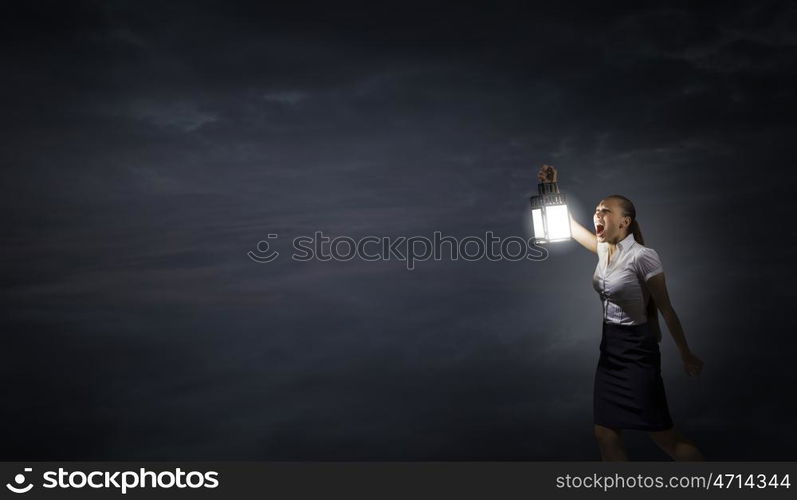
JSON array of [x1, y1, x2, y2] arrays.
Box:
[[545, 204, 571, 241], [531, 208, 544, 239]]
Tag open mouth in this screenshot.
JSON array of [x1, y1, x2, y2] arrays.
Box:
[[595, 223, 605, 237]]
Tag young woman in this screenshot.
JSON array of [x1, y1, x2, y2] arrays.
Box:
[[537, 164, 705, 461]]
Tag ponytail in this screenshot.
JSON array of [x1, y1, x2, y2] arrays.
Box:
[[608, 196, 662, 343], [630, 219, 644, 245]]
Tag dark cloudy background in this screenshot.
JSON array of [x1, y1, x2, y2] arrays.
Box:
[[2, 0, 796, 460]]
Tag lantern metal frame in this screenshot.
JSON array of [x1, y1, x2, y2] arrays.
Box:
[[529, 182, 572, 244]]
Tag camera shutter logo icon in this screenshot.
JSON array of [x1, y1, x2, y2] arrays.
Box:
[[6, 468, 34, 494]]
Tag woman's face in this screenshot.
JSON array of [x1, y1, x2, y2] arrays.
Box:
[[593, 198, 630, 243]]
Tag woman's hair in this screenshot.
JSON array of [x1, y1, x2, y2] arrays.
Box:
[[606, 194, 662, 342]]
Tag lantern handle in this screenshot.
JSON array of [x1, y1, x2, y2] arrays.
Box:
[[537, 182, 560, 195]]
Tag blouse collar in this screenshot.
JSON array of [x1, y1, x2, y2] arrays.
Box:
[[617, 232, 637, 252]]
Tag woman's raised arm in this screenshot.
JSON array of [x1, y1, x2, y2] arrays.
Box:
[[569, 213, 597, 254], [536, 164, 597, 253]]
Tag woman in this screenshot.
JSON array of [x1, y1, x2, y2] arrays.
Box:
[[537, 164, 705, 461]]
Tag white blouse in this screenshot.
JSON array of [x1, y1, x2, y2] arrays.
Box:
[[592, 232, 664, 325]]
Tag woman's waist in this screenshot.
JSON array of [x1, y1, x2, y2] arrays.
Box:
[[602, 319, 651, 331], [601, 321, 659, 350]]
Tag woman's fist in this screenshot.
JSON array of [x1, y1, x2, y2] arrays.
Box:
[[537, 164, 558, 183]]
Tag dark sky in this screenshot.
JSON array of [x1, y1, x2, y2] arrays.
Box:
[[2, 0, 796, 460]]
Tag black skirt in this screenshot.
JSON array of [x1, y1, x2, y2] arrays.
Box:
[[593, 321, 674, 431]]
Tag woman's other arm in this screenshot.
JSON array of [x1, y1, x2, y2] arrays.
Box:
[[536, 164, 596, 253], [647, 273, 704, 376]]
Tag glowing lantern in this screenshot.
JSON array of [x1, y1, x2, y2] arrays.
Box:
[[529, 182, 571, 244]]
